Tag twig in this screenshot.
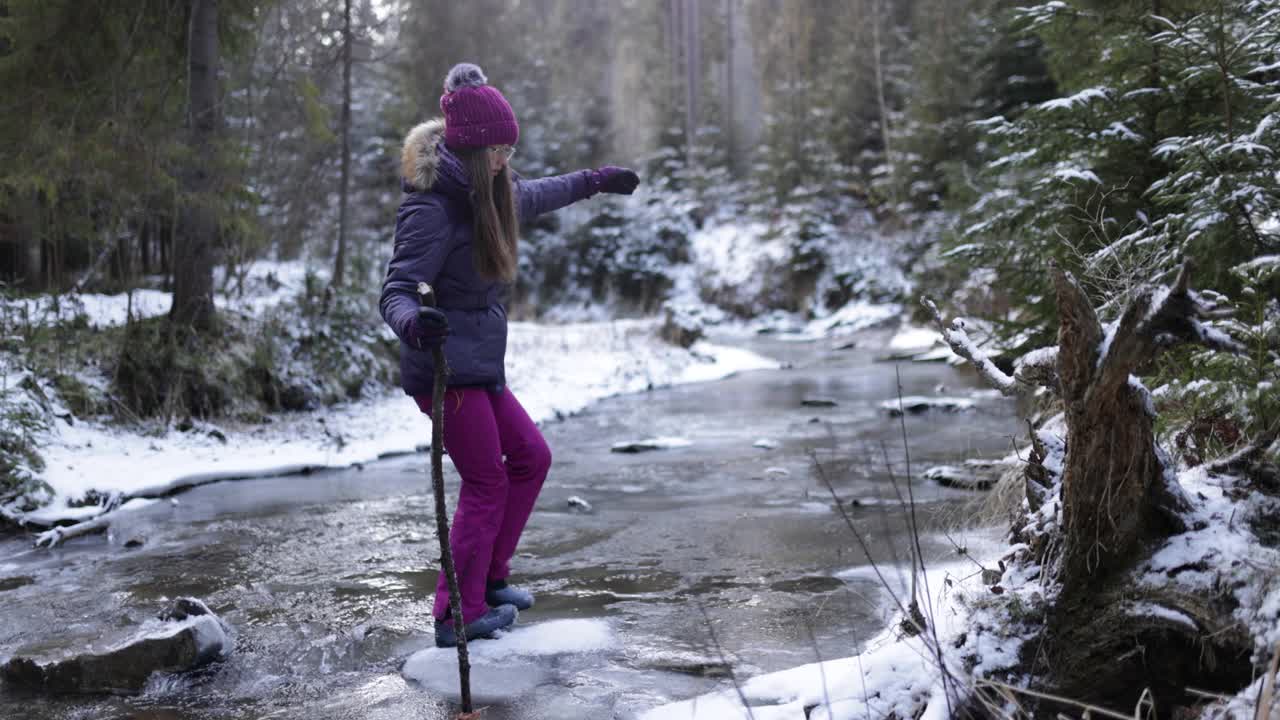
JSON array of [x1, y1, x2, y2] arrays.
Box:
[[696, 603, 755, 720], [1185, 687, 1232, 702], [894, 363, 953, 715], [803, 621, 833, 718], [811, 449, 912, 621], [976, 679, 1133, 720], [894, 365, 924, 614]]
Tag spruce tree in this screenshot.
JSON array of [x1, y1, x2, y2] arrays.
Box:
[[955, 0, 1276, 352]]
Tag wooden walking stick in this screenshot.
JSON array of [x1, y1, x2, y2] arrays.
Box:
[[417, 282, 473, 715]]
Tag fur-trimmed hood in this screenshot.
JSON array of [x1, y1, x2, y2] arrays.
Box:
[[399, 118, 469, 196]]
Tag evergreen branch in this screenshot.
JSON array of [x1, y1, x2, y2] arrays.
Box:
[[1191, 145, 1273, 252]]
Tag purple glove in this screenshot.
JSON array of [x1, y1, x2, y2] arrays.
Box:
[[408, 307, 449, 350], [587, 166, 640, 196]]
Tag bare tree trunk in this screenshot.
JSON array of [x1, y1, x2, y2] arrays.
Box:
[[333, 0, 352, 289], [171, 0, 219, 331], [787, 9, 799, 171], [724, 0, 736, 171], [684, 0, 700, 168], [670, 0, 682, 116], [872, 0, 896, 199]]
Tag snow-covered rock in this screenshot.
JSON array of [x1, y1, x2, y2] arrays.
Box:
[[922, 463, 999, 490], [610, 436, 694, 454], [0, 597, 231, 695], [801, 397, 839, 407], [879, 396, 976, 416]]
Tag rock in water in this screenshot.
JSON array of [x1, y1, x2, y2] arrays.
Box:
[[610, 436, 692, 453], [922, 464, 996, 490], [879, 396, 976, 416], [1, 597, 231, 695], [157, 597, 214, 622], [801, 397, 838, 407]]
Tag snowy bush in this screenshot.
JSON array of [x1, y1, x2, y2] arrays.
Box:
[[0, 357, 53, 516]]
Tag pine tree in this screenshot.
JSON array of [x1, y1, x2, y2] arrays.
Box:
[[953, 0, 1275, 352]]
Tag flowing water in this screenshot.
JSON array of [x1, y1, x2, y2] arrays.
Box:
[[0, 330, 1020, 720]]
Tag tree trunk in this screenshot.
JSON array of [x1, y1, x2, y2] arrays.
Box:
[[670, 0, 683, 118], [929, 266, 1253, 711], [724, 0, 735, 170], [332, 0, 352, 289], [170, 0, 219, 331], [683, 0, 700, 168], [1051, 267, 1201, 595], [872, 0, 895, 199]]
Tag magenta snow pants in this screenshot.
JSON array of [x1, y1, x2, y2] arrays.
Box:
[[414, 387, 551, 623]]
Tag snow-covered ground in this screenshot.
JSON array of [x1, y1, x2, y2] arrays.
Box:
[[0, 255, 794, 528], [0, 259, 312, 328]]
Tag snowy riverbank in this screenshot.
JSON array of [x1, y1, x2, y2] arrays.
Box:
[[15, 316, 779, 528]]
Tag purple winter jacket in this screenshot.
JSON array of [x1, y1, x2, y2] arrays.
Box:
[[381, 119, 596, 396]]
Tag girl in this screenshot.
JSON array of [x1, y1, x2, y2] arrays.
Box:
[[380, 63, 640, 647]]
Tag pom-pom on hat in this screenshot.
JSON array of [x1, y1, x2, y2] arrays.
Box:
[[439, 63, 519, 148]]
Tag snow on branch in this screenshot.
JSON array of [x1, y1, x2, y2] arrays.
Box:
[[1207, 423, 1280, 475], [921, 298, 1058, 397], [922, 298, 1015, 394], [33, 514, 113, 548]]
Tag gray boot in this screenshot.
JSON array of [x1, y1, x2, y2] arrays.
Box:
[[434, 604, 518, 648], [485, 579, 535, 610]]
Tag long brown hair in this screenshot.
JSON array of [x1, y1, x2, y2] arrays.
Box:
[[455, 146, 519, 282]]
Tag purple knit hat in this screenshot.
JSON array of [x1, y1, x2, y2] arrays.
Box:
[[439, 63, 519, 148]]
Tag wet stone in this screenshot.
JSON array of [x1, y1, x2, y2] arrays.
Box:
[[0, 576, 34, 592], [0, 597, 231, 695], [880, 396, 976, 416], [769, 576, 845, 594], [800, 397, 838, 407], [923, 463, 997, 491]]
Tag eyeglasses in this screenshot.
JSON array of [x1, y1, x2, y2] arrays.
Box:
[[487, 145, 516, 160]]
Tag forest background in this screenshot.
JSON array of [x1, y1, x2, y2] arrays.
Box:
[[0, 0, 1276, 550]]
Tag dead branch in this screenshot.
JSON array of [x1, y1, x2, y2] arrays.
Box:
[[1093, 262, 1245, 401], [921, 298, 1018, 396], [1207, 423, 1280, 475], [1051, 265, 1104, 405], [33, 514, 112, 548], [975, 679, 1133, 720]]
